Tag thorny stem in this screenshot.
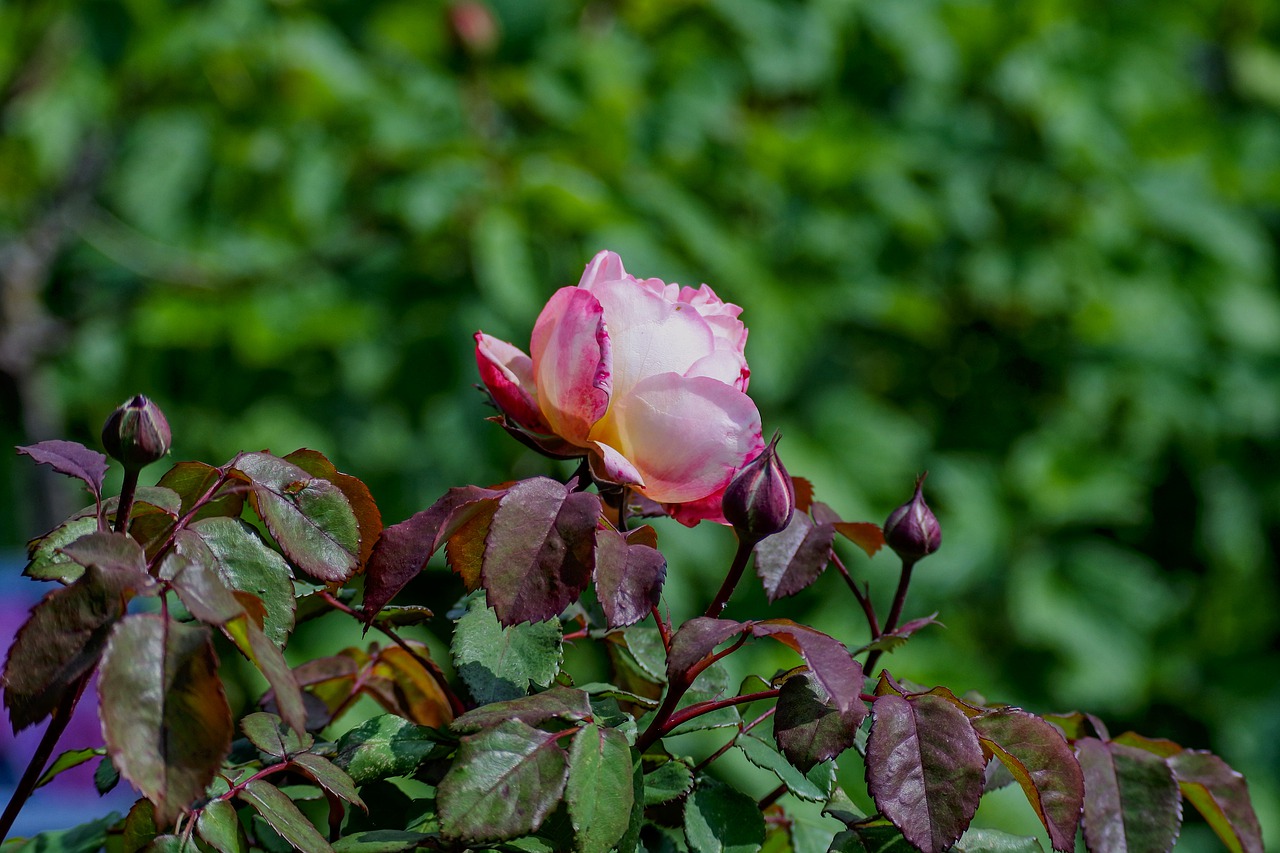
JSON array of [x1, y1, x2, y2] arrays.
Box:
[[651, 604, 671, 653], [831, 548, 880, 638], [320, 591, 468, 717], [112, 468, 140, 534], [0, 671, 93, 842], [864, 558, 916, 676], [657, 688, 780, 740], [704, 539, 755, 619]]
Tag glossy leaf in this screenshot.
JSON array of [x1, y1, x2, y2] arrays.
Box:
[[333, 714, 447, 784], [1076, 737, 1182, 853], [177, 517, 296, 646], [99, 616, 233, 825], [292, 752, 365, 809], [157, 461, 243, 519], [364, 485, 503, 620], [566, 723, 635, 853], [232, 451, 360, 583], [1168, 749, 1263, 853], [284, 448, 383, 566], [666, 617, 745, 680], [3, 564, 151, 731], [867, 692, 986, 853], [17, 440, 108, 502], [24, 515, 99, 583], [437, 719, 570, 842], [972, 708, 1084, 852], [774, 671, 866, 772], [196, 799, 250, 853], [594, 524, 667, 629], [753, 512, 835, 602], [451, 593, 562, 704], [737, 731, 834, 802], [750, 620, 863, 716], [94, 754, 119, 795], [684, 776, 766, 853], [238, 779, 335, 853], [481, 477, 600, 626], [34, 747, 103, 789], [451, 685, 593, 733]]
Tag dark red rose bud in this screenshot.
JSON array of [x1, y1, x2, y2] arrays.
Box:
[[722, 432, 795, 545], [884, 472, 941, 562], [101, 394, 171, 471]]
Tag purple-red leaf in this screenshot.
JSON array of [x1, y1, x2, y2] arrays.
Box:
[[972, 709, 1084, 852], [363, 485, 503, 621], [867, 692, 986, 853], [60, 531, 147, 575], [1168, 750, 1263, 853], [753, 512, 835, 602], [3, 564, 154, 732], [750, 620, 862, 717], [284, 449, 383, 568], [666, 618, 745, 681], [1076, 737, 1181, 853], [481, 478, 601, 626], [595, 525, 667, 629], [774, 672, 867, 773], [17, 440, 109, 503], [99, 615, 233, 826]]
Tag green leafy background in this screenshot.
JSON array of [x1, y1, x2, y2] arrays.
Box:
[[2, 1, 1278, 849]]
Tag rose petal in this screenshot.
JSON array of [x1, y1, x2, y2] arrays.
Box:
[[579, 250, 627, 289], [587, 441, 645, 488], [475, 333, 553, 434], [530, 287, 612, 444], [664, 486, 732, 527], [608, 373, 764, 505]]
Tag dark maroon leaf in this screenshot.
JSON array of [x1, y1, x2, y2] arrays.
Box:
[[3, 564, 153, 732], [17, 440, 109, 502], [774, 672, 867, 773], [363, 485, 503, 621], [60, 530, 147, 574], [853, 613, 942, 656], [157, 461, 244, 520], [232, 452, 360, 583], [750, 620, 862, 717], [595, 525, 667, 629], [1076, 737, 1181, 853], [451, 686, 594, 733], [1168, 750, 1263, 853], [99, 615, 234, 826], [481, 477, 601, 626], [437, 719, 570, 842], [284, 448, 383, 567], [867, 692, 986, 853], [753, 512, 835, 602], [972, 709, 1084, 852], [666, 618, 745, 681]]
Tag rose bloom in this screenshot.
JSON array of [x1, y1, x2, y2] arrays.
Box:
[[475, 250, 764, 525]]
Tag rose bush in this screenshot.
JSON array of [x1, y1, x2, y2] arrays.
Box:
[[475, 250, 764, 525]]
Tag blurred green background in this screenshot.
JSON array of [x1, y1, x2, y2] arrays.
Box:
[[2, 0, 1278, 848]]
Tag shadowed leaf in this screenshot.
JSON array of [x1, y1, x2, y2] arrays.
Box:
[[196, 798, 249, 853], [595, 525, 667, 629], [99, 616, 233, 826], [644, 757, 694, 806], [241, 711, 314, 758], [437, 720, 570, 843], [333, 714, 448, 784], [566, 723, 634, 853], [451, 686, 593, 733], [24, 516, 99, 583], [292, 752, 365, 810], [683, 776, 765, 853], [451, 593, 562, 704], [774, 671, 866, 772], [157, 461, 244, 520], [1168, 750, 1263, 853], [955, 828, 1044, 851], [867, 692, 986, 852], [737, 731, 834, 801], [754, 512, 835, 602], [331, 830, 433, 852], [238, 779, 335, 853], [751, 620, 862, 716], [17, 440, 108, 502], [366, 644, 455, 727], [1076, 737, 1181, 853]]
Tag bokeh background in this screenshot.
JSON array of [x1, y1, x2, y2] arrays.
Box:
[[2, 0, 1278, 848]]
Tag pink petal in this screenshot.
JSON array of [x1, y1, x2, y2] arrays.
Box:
[[664, 487, 732, 527], [579, 250, 627, 289], [608, 373, 763, 505], [587, 441, 645, 488], [474, 332, 552, 434], [530, 287, 612, 444]]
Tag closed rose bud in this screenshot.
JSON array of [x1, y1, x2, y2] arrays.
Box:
[[722, 432, 794, 545], [102, 395, 171, 471], [884, 473, 941, 562]]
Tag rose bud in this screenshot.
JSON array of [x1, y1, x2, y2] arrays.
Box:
[[101, 394, 172, 471], [722, 432, 795, 545], [884, 473, 941, 562]]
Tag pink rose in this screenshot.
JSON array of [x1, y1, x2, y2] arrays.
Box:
[[476, 250, 764, 526]]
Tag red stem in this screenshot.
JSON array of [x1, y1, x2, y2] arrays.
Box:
[[831, 549, 880, 638], [658, 688, 780, 738], [704, 540, 754, 619], [864, 558, 916, 676]]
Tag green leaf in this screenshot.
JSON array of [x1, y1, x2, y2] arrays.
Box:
[[684, 776, 766, 853], [99, 615, 233, 825], [643, 756, 695, 806], [332, 714, 447, 784], [1076, 737, 1181, 853], [451, 686, 593, 733], [1168, 749, 1263, 853], [233, 451, 360, 583], [238, 779, 335, 853], [177, 517, 296, 646], [34, 747, 104, 788], [828, 820, 916, 853], [240, 711, 314, 758], [157, 461, 243, 520], [451, 592, 563, 704], [822, 787, 867, 827], [94, 754, 120, 795], [24, 515, 98, 583], [283, 448, 383, 567], [566, 724, 635, 853], [737, 732, 834, 802], [620, 624, 668, 682], [0, 813, 119, 853], [437, 719, 570, 843], [291, 752, 365, 809], [331, 831, 433, 852], [3, 564, 152, 731], [122, 798, 158, 852], [955, 828, 1044, 852], [972, 709, 1083, 852], [196, 798, 250, 853], [666, 662, 743, 735]]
